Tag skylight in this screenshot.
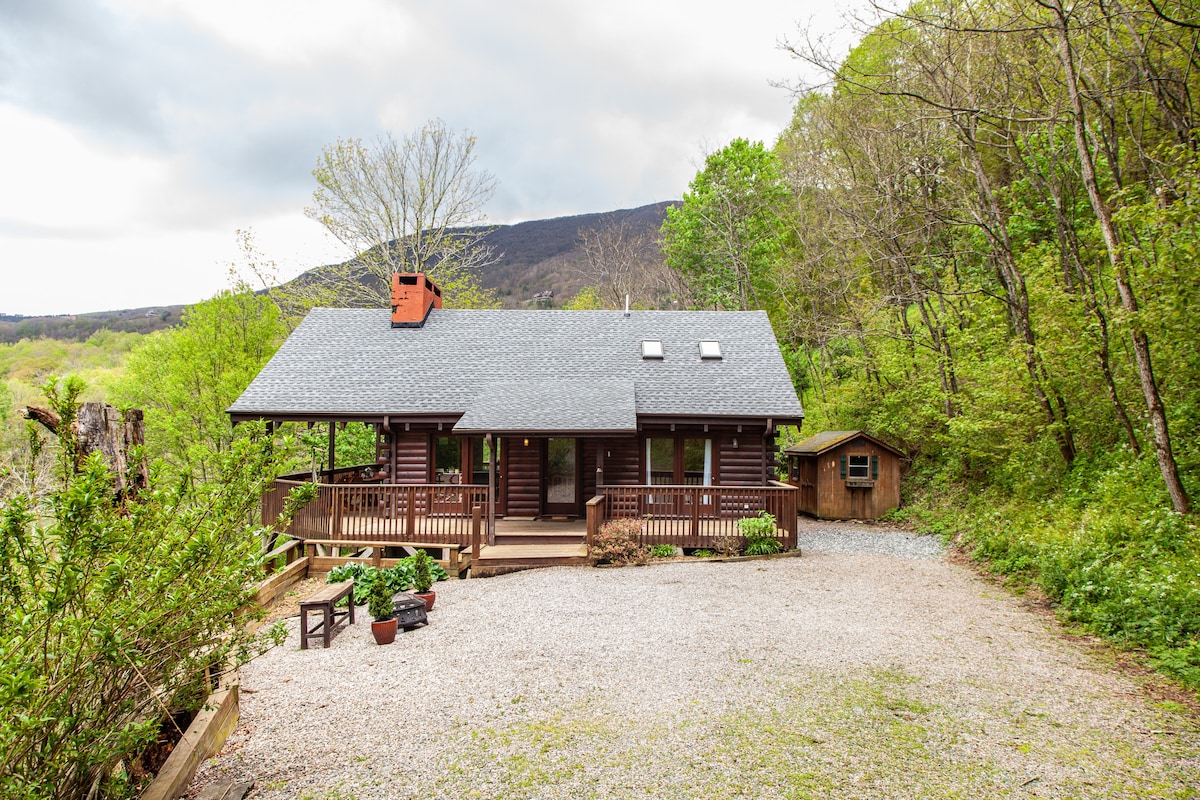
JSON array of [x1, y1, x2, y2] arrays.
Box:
[[699, 340, 722, 359], [642, 340, 664, 359]]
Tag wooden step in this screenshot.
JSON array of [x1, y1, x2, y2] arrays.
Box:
[[470, 543, 590, 577], [493, 531, 586, 546]]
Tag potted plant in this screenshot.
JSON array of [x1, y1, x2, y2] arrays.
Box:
[[368, 575, 398, 645], [412, 549, 436, 611]]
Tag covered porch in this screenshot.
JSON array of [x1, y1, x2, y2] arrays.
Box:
[[261, 467, 797, 575]]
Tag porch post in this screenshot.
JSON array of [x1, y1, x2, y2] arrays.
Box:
[[486, 432, 496, 544], [327, 421, 336, 473]]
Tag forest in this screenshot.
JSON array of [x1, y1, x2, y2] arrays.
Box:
[[0, 0, 1197, 795], [661, 0, 1200, 686]]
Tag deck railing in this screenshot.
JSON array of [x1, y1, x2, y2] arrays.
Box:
[[263, 478, 489, 547], [593, 482, 797, 549]]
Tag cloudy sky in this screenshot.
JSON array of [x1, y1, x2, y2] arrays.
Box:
[[0, 0, 865, 316]]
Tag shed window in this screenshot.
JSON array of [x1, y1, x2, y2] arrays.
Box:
[[847, 455, 870, 479], [698, 340, 722, 359], [642, 340, 664, 359]]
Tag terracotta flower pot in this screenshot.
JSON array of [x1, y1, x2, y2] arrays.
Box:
[[414, 590, 436, 612], [371, 617, 398, 645]]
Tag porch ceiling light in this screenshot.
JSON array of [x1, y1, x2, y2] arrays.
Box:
[[699, 340, 722, 359], [641, 340, 664, 359]]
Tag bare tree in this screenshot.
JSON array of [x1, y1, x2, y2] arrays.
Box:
[[307, 119, 499, 307], [576, 216, 680, 309]]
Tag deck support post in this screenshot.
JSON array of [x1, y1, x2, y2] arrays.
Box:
[[328, 421, 336, 474], [486, 433, 496, 545], [471, 504, 483, 577]]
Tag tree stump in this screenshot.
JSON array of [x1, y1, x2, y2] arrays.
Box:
[[24, 401, 148, 501]]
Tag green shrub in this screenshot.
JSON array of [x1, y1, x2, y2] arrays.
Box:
[[327, 555, 447, 606], [931, 463, 1200, 690], [649, 543, 677, 559], [413, 549, 433, 593], [0, 382, 299, 799], [592, 518, 649, 565], [740, 512, 783, 556], [367, 574, 395, 621]]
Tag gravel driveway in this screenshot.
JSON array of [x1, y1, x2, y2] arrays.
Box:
[[190, 522, 1199, 799]]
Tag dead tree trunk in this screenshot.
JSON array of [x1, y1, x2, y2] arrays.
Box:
[[24, 402, 148, 502]]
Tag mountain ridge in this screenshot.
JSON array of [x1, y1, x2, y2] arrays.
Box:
[[0, 201, 676, 342]]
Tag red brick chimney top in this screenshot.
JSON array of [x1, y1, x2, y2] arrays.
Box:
[[390, 273, 443, 328]]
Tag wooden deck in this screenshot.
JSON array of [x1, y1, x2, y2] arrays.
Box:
[[263, 477, 798, 577]]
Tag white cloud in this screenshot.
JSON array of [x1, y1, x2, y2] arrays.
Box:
[[0, 105, 165, 236], [0, 0, 866, 315]]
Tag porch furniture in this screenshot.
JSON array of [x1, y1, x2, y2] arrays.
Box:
[[299, 579, 355, 649]]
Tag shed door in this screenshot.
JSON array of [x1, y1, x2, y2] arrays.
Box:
[[800, 458, 817, 514]]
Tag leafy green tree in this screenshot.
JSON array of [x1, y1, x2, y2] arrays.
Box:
[[307, 119, 500, 309], [562, 286, 603, 310], [111, 290, 286, 481], [0, 377, 313, 799], [771, 0, 1200, 682], [661, 139, 792, 313]]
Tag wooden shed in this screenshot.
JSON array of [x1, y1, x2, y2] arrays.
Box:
[[783, 431, 904, 520]]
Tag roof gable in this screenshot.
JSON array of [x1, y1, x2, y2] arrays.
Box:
[[783, 430, 904, 457]]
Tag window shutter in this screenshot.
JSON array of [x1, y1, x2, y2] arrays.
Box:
[[839, 455, 846, 479], [871, 455, 879, 480]]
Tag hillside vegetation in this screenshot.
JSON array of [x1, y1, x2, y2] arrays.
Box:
[[660, 0, 1200, 687]]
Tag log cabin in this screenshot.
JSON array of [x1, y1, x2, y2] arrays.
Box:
[[230, 274, 804, 570]]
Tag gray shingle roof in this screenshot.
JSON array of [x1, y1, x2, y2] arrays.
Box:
[[228, 308, 804, 428], [454, 380, 637, 434]]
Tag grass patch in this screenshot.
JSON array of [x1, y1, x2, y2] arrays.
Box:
[[412, 668, 1199, 799]]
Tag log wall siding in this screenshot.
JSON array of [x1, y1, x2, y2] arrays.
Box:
[[392, 432, 429, 484], [504, 437, 542, 516], [600, 437, 641, 485], [583, 439, 598, 500], [716, 432, 767, 486]]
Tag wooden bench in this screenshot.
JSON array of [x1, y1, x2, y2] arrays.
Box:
[[299, 579, 355, 649]]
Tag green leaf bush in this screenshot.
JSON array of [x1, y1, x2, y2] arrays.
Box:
[[739, 512, 783, 556], [0, 380, 303, 799], [327, 554, 448, 606]]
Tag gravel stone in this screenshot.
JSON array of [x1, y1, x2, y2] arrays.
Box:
[[797, 517, 945, 560], [188, 522, 1198, 799]]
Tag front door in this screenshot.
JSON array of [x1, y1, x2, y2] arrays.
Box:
[[542, 437, 580, 516]]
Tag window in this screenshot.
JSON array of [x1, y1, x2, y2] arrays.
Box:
[[698, 340, 722, 359], [647, 438, 674, 485], [642, 340, 664, 359], [848, 454, 870, 479], [433, 436, 463, 481], [682, 438, 712, 486]]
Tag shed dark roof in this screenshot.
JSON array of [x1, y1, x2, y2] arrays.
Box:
[[783, 430, 904, 457], [229, 308, 804, 429]]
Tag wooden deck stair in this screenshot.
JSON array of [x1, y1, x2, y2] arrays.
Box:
[[467, 519, 589, 576]]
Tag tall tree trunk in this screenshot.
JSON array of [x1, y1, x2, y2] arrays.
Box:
[[1046, 0, 1191, 512], [960, 119, 1077, 464]]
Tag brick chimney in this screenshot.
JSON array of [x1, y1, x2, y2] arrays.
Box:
[[390, 273, 442, 328]]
